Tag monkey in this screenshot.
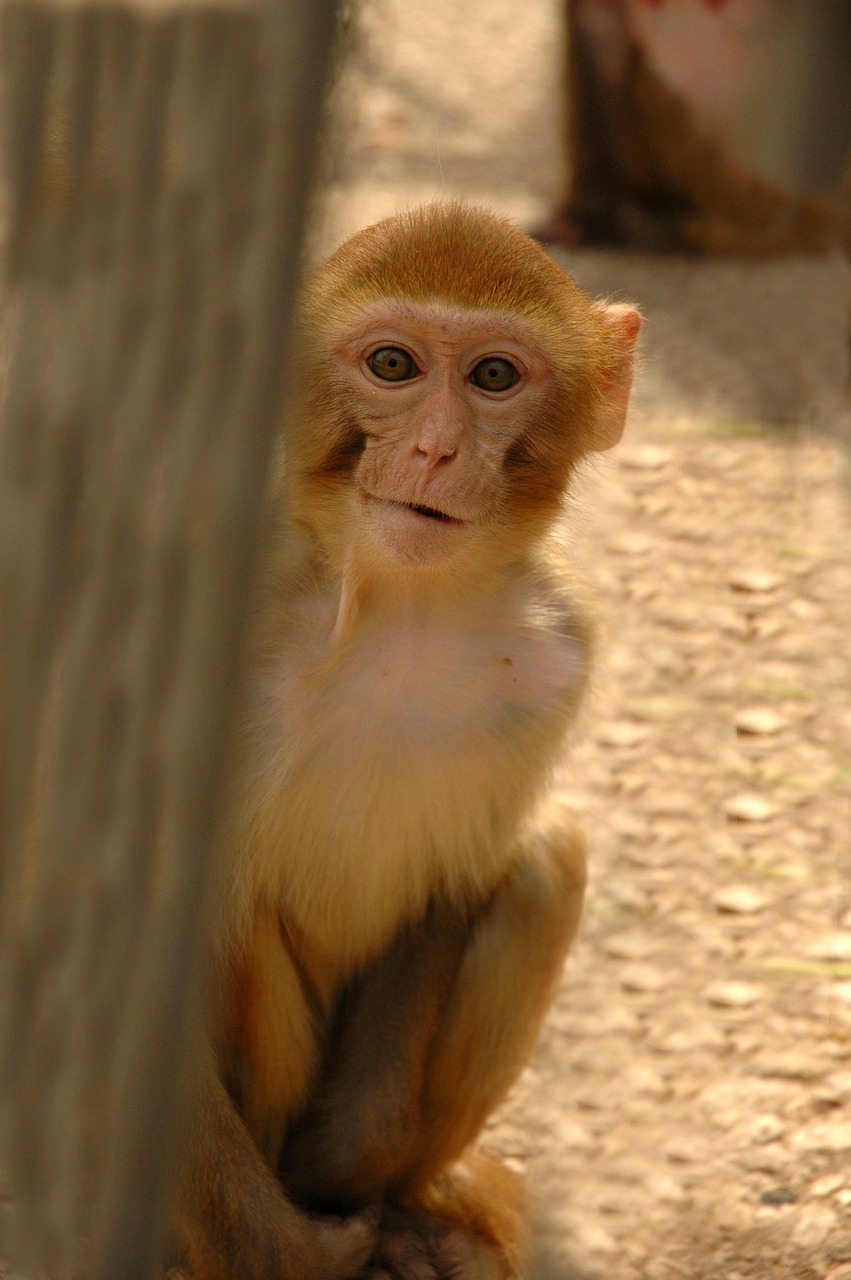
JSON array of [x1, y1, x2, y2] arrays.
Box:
[[167, 203, 641, 1280], [536, 0, 834, 256]]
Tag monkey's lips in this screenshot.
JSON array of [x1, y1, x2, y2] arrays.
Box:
[[360, 491, 468, 563], [404, 501, 465, 525], [362, 492, 466, 526]]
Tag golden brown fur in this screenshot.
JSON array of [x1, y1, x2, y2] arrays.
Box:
[[169, 204, 640, 1280]]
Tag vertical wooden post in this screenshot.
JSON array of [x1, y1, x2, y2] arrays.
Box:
[[0, 1, 337, 1274]]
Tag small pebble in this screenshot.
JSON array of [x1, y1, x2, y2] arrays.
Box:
[[811, 1173, 845, 1198], [728, 568, 783, 592], [734, 707, 787, 736], [755, 1051, 823, 1082], [607, 532, 654, 555], [705, 980, 763, 1008], [749, 1113, 786, 1144], [647, 790, 694, 817], [807, 933, 851, 961], [597, 720, 651, 747], [760, 1187, 797, 1206], [663, 1137, 712, 1164], [618, 444, 672, 470], [791, 1120, 851, 1153], [714, 885, 768, 915], [604, 933, 657, 961], [723, 793, 779, 822], [619, 963, 668, 994], [790, 1203, 838, 1250]]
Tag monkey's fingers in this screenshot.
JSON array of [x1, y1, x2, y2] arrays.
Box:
[[313, 1204, 381, 1279]]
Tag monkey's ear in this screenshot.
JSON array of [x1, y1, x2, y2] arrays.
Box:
[[591, 303, 642, 452]]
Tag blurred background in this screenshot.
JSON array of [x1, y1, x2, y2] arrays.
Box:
[[320, 0, 850, 249], [316, 0, 851, 441]]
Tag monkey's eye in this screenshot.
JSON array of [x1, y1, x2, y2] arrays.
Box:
[[470, 358, 519, 392], [367, 347, 417, 382]]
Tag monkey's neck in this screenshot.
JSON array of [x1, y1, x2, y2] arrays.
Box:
[[327, 551, 511, 651]]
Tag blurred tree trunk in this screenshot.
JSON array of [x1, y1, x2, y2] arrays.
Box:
[[0, 1, 337, 1275]]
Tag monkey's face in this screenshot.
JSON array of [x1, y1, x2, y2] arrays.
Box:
[[309, 298, 573, 573], [294, 204, 640, 579]]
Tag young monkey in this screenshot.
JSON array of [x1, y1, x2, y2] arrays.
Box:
[[170, 203, 640, 1280]]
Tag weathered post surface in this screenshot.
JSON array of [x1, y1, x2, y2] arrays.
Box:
[[0, 1, 337, 1274]]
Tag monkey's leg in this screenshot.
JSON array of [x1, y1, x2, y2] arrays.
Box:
[[279, 905, 474, 1210], [280, 803, 587, 1278], [166, 905, 379, 1280], [166, 1058, 377, 1280], [378, 803, 586, 1280], [412, 802, 587, 1185]]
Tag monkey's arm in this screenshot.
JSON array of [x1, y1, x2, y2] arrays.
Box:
[[167, 1055, 376, 1280]]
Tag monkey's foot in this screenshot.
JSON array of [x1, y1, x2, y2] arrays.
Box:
[[314, 1206, 381, 1279], [366, 1205, 515, 1280]]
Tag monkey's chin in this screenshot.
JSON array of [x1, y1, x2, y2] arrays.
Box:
[[359, 492, 469, 568]]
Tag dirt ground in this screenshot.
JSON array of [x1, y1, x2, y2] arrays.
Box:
[[2, 5, 848, 1280], [322, 3, 851, 1278]]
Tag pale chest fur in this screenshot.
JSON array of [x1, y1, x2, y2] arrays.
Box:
[[241, 574, 590, 970]]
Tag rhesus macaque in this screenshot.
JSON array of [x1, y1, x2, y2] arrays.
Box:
[[168, 204, 641, 1280], [538, 0, 834, 255]]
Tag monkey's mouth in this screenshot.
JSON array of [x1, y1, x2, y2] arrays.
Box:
[[405, 502, 464, 525], [362, 491, 466, 527]]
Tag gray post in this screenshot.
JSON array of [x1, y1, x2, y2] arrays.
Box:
[[0, 1, 338, 1274]]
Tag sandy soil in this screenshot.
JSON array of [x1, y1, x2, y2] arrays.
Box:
[[323, 3, 851, 1277]]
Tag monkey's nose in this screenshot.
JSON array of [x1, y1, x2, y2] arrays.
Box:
[[412, 419, 462, 468], [414, 440, 458, 468]]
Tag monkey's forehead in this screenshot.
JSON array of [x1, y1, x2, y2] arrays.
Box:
[[306, 204, 607, 328], [323, 297, 556, 348]]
